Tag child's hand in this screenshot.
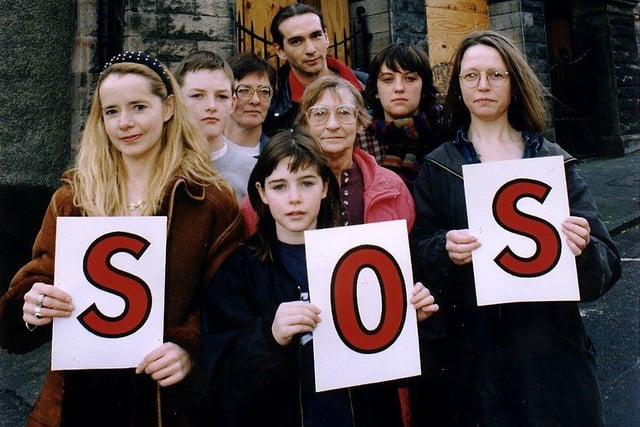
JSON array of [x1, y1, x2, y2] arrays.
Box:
[[271, 301, 321, 346], [410, 282, 439, 322]]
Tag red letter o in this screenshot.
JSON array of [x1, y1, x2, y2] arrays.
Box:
[[331, 245, 407, 353]]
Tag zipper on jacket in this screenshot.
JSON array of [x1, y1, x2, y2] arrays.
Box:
[[425, 157, 464, 180], [297, 284, 306, 427], [348, 388, 356, 427], [156, 384, 163, 427]]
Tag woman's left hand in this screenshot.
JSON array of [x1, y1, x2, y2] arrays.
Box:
[[136, 342, 192, 387], [562, 216, 591, 256], [410, 282, 439, 322]]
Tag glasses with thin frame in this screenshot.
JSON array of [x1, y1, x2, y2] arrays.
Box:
[[234, 85, 273, 101], [459, 69, 510, 88], [305, 104, 359, 126]]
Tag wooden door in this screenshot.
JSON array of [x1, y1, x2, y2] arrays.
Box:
[[426, 0, 489, 100]]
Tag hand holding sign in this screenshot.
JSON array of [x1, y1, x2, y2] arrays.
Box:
[[562, 216, 591, 255], [23, 282, 74, 327], [445, 229, 481, 265], [271, 300, 321, 346]]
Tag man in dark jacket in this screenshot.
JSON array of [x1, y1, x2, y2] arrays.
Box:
[[264, 3, 367, 135]]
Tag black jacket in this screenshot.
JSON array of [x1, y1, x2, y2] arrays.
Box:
[[409, 135, 621, 427], [202, 238, 403, 427], [263, 61, 368, 136]]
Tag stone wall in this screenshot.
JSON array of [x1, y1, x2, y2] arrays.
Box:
[[390, 0, 428, 45], [573, 0, 638, 156], [489, 0, 551, 86], [609, 0, 640, 150], [123, 0, 236, 71], [0, 1, 75, 292], [0, 1, 75, 187]]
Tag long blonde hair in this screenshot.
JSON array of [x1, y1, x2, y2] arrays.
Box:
[[71, 60, 229, 216]]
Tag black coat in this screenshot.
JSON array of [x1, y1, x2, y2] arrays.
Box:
[[201, 238, 403, 427], [409, 136, 621, 427]]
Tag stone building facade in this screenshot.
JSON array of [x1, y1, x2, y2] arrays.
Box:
[[0, 0, 638, 291]]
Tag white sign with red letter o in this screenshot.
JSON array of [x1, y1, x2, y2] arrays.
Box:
[[305, 220, 420, 392]]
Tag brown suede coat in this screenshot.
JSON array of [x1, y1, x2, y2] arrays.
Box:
[[0, 172, 246, 427]]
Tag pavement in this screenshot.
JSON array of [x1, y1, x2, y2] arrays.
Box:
[[573, 148, 640, 426], [575, 149, 640, 235]]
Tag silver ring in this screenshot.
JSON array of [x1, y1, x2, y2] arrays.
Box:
[[34, 306, 42, 319], [36, 294, 45, 307]]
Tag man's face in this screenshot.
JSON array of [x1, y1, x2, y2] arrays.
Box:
[[274, 13, 329, 82]]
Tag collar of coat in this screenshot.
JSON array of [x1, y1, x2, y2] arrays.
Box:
[[288, 56, 364, 103]]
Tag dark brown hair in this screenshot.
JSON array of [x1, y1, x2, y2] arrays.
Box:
[[364, 42, 437, 118], [270, 3, 325, 46], [227, 52, 276, 89], [248, 129, 339, 262]]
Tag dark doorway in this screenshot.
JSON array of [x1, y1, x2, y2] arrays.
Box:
[[545, 0, 600, 158]]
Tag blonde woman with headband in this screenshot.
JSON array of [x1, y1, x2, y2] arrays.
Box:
[[0, 51, 245, 427]]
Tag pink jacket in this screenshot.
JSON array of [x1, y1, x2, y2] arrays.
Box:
[[241, 148, 415, 234]]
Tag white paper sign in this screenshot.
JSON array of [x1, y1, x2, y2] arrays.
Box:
[[52, 216, 167, 370], [305, 220, 420, 392], [463, 156, 579, 306]]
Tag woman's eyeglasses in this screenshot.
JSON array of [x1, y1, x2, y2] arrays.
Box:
[[459, 69, 509, 88], [234, 85, 273, 101], [305, 104, 359, 126]]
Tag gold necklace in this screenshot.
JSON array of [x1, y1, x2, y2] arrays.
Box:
[[126, 199, 146, 211]]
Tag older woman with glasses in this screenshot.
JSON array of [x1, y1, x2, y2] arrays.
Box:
[[296, 76, 429, 427], [296, 75, 415, 229], [409, 30, 621, 426]]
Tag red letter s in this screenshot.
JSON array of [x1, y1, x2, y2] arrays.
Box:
[[79, 232, 153, 338], [492, 178, 561, 277]]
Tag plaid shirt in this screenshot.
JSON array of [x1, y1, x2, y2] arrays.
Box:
[[356, 127, 384, 163]]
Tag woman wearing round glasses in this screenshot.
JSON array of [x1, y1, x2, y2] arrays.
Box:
[[296, 74, 437, 426], [409, 30, 620, 426], [296, 75, 415, 229], [226, 53, 276, 159]]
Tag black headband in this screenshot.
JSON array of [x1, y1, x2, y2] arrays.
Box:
[[102, 51, 173, 94]]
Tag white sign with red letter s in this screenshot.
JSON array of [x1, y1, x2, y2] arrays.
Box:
[[463, 156, 579, 306], [52, 216, 167, 370]]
